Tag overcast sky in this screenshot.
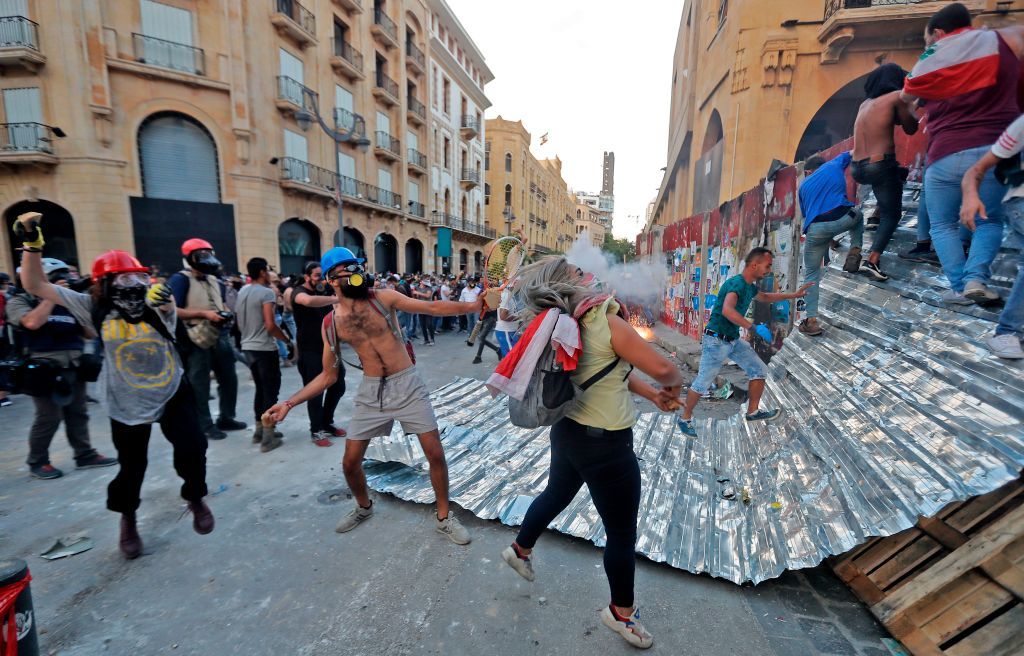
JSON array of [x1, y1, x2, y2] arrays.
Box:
[[444, 0, 683, 240]]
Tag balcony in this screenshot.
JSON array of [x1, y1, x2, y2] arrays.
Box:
[[331, 0, 363, 14], [0, 123, 59, 167], [278, 157, 336, 199], [408, 200, 425, 219], [818, 0, 983, 64], [460, 115, 479, 140], [407, 148, 426, 176], [371, 8, 399, 50], [407, 96, 426, 126], [459, 168, 480, 190], [430, 213, 496, 241], [374, 131, 400, 161], [405, 40, 425, 76], [276, 75, 317, 114], [372, 70, 399, 107], [271, 0, 317, 48], [338, 174, 403, 215], [132, 33, 205, 76], [0, 15, 45, 71], [333, 107, 363, 136], [329, 38, 364, 81]]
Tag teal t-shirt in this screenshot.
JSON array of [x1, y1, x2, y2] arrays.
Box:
[[705, 275, 758, 340]]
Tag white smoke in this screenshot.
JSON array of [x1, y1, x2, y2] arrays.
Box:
[[564, 233, 667, 304]]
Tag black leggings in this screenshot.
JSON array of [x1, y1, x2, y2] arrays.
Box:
[[515, 418, 641, 608], [107, 380, 208, 513], [297, 349, 345, 434], [419, 314, 435, 342]]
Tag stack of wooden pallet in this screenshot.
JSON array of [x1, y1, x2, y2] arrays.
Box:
[[828, 476, 1024, 656]]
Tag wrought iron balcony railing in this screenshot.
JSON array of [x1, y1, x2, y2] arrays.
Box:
[[407, 148, 426, 169], [279, 157, 336, 193], [274, 0, 316, 38], [0, 122, 56, 153], [331, 37, 363, 72], [333, 107, 362, 134], [408, 201, 425, 218], [460, 169, 480, 184], [375, 70, 399, 99], [338, 175, 402, 210], [375, 130, 400, 156], [460, 115, 479, 132], [408, 96, 426, 121], [430, 213, 496, 240], [277, 75, 316, 110], [0, 15, 39, 49], [373, 8, 397, 42], [406, 40, 425, 69], [132, 33, 205, 75], [824, 0, 920, 20]]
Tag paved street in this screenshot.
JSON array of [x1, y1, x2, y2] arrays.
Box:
[[1, 329, 894, 655]]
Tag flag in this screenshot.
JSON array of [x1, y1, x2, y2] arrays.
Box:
[[904, 28, 1001, 101], [539, 132, 549, 145]]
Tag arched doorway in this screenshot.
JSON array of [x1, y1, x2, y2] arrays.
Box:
[[443, 188, 451, 214], [458, 248, 468, 273], [405, 238, 423, 274], [693, 110, 724, 213], [794, 72, 870, 162], [278, 218, 320, 277], [461, 196, 468, 222], [4, 200, 78, 271], [138, 112, 220, 203], [334, 226, 367, 261], [473, 250, 483, 274], [375, 233, 398, 273]]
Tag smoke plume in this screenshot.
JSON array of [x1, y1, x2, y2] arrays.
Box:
[[564, 233, 667, 304]]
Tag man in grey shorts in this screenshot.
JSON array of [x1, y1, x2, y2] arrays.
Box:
[[265, 247, 482, 544]]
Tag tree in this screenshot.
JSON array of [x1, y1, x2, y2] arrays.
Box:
[[601, 233, 636, 263]]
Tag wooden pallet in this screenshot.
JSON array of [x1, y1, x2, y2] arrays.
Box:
[[828, 476, 1024, 656]]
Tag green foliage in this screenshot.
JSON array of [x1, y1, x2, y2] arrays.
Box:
[[601, 233, 636, 263]]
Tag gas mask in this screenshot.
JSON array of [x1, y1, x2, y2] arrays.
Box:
[[108, 272, 149, 323], [329, 264, 373, 299], [185, 249, 222, 276]]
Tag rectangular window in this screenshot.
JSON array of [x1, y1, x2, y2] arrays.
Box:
[[408, 180, 420, 203], [338, 151, 356, 194], [407, 130, 418, 152], [279, 48, 304, 84], [283, 129, 309, 181], [443, 136, 450, 169], [2, 86, 43, 150], [378, 168, 393, 192], [140, 0, 195, 72], [442, 77, 451, 115], [376, 110, 391, 136]]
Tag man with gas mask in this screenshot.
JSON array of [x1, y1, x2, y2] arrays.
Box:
[[265, 247, 481, 544], [167, 238, 243, 442], [13, 212, 214, 559], [6, 257, 116, 479], [288, 261, 344, 447]]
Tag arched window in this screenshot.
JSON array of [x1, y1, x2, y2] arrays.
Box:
[[504, 184, 512, 207], [504, 152, 512, 172], [138, 112, 220, 203], [576, 209, 581, 219], [278, 219, 320, 277]]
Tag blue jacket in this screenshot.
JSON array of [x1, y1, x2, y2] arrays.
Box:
[[798, 152, 853, 234]]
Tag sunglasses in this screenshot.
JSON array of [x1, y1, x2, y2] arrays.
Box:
[[326, 263, 364, 281]]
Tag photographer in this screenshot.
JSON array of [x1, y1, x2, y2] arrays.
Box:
[[5, 258, 116, 479], [167, 238, 244, 441]]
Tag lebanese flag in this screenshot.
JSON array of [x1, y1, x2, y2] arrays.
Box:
[[486, 308, 558, 401], [904, 28, 1000, 101]]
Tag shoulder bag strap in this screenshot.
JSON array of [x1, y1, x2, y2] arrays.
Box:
[[577, 356, 621, 392]]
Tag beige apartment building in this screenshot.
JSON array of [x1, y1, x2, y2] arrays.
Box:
[[0, 0, 490, 277], [574, 201, 606, 249], [646, 0, 1020, 232], [483, 117, 576, 255]]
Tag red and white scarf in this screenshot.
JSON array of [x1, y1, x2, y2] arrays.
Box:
[[904, 28, 1001, 101]]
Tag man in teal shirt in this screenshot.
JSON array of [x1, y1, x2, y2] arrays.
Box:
[[676, 248, 811, 436]]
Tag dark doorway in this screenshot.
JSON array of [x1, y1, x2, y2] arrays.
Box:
[[794, 72, 870, 162], [130, 196, 237, 278], [374, 233, 398, 273], [334, 227, 366, 261], [405, 238, 423, 274], [4, 199, 78, 271], [279, 218, 321, 278]]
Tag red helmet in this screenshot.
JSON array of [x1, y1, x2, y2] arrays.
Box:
[[181, 238, 214, 257], [91, 250, 149, 282]]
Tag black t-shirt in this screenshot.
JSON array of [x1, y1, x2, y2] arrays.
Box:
[[290, 285, 332, 352]]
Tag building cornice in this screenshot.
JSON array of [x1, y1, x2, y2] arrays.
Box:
[[426, 0, 495, 83], [429, 36, 491, 109]]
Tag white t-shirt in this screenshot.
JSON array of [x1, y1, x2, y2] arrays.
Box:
[[992, 114, 1024, 202], [494, 288, 519, 333], [459, 285, 482, 303], [439, 284, 451, 301]]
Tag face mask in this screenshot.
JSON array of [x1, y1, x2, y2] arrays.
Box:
[[187, 250, 222, 275], [110, 283, 148, 323], [337, 269, 373, 299]]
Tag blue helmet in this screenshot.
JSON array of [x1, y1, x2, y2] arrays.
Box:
[[321, 247, 364, 275]]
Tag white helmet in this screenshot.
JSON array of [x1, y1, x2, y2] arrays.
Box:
[[41, 258, 69, 276]]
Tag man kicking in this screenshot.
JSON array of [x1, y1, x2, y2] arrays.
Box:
[[265, 247, 481, 544]]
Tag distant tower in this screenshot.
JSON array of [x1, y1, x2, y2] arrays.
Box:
[[601, 151, 615, 196]]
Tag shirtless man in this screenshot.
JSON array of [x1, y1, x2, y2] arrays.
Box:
[[850, 63, 920, 282], [264, 247, 481, 544]]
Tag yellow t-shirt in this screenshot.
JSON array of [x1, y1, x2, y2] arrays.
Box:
[[565, 297, 636, 431]]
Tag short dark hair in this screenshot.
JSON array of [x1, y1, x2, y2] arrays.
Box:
[[928, 3, 971, 34], [246, 257, 268, 280], [303, 260, 321, 275], [804, 155, 825, 172], [745, 247, 773, 265]]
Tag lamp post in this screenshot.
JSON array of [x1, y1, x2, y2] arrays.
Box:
[[293, 88, 371, 255]]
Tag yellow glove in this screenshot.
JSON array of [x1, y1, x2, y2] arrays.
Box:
[[146, 282, 172, 308], [13, 211, 44, 250]]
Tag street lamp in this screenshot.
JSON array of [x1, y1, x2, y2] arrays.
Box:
[[292, 88, 371, 253]]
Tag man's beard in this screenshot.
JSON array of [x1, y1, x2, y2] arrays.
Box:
[[340, 281, 370, 299]]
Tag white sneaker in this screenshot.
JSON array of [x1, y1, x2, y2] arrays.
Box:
[[964, 281, 999, 301], [335, 503, 373, 533], [436, 512, 471, 545], [940, 290, 974, 306], [501, 545, 535, 581], [986, 333, 1024, 360], [600, 605, 654, 649]]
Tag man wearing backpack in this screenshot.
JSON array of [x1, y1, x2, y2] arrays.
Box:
[[264, 247, 482, 545], [677, 247, 812, 437], [167, 238, 242, 442]]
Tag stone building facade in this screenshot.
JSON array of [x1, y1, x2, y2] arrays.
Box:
[[0, 0, 490, 277]]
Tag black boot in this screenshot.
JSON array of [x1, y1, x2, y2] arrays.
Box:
[[119, 512, 143, 560], [188, 500, 215, 535]]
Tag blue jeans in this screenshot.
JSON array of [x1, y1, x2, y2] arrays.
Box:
[[495, 330, 518, 357], [997, 197, 1024, 337], [925, 146, 1006, 292], [803, 212, 864, 319], [466, 312, 477, 333], [690, 335, 767, 395], [917, 185, 930, 242]]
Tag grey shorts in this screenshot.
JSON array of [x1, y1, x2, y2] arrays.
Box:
[[347, 366, 438, 440]]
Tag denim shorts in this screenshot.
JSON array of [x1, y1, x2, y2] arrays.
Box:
[[690, 335, 768, 395]]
